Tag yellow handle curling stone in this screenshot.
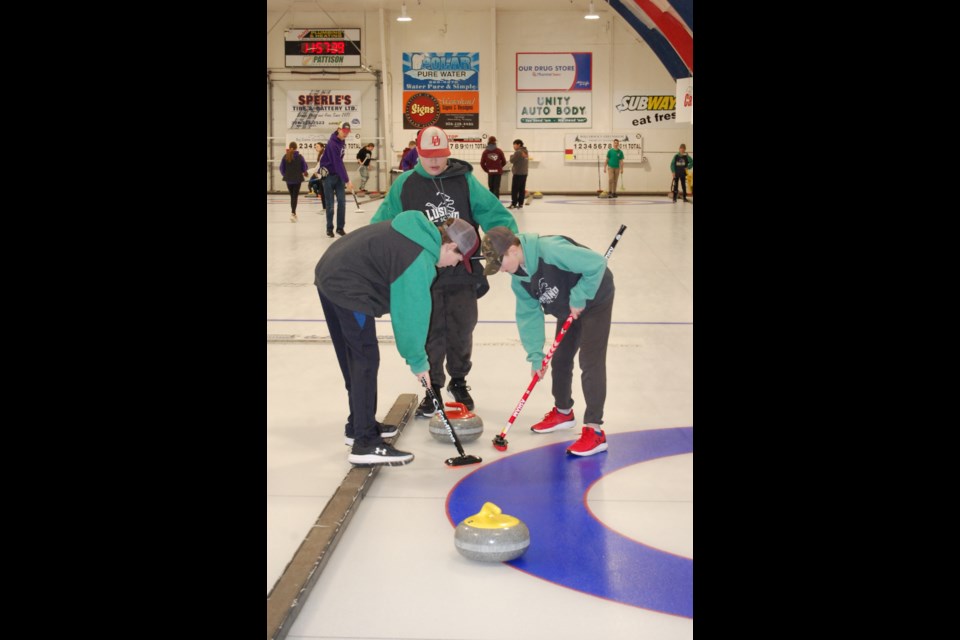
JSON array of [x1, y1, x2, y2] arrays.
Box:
[[454, 502, 530, 562]]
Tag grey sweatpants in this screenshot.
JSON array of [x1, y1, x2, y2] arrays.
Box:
[[549, 294, 614, 426]]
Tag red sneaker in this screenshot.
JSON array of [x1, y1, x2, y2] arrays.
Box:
[[566, 427, 607, 456], [530, 407, 576, 433]]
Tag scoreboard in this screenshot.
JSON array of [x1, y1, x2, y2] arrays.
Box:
[[564, 133, 643, 163], [284, 28, 361, 68]]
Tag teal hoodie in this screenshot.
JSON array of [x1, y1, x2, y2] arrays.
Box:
[[370, 158, 518, 294], [507, 232, 614, 366], [314, 210, 442, 374], [370, 158, 518, 233]]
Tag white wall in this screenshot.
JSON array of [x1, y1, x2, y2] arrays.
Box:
[[267, 8, 692, 193]]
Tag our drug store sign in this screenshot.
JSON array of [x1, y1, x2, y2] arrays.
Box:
[[516, 52, 592, 129]]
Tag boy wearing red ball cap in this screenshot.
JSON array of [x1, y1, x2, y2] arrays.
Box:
[[371, 126, 518, 417]]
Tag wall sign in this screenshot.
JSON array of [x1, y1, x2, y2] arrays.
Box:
[[613, 93, 681, 129], [284, 28, 361, 67], [287, 90, 362, 130], [516, 53, 592, 91], [517, 93, 592, 128], [564, 133, 643, 163]]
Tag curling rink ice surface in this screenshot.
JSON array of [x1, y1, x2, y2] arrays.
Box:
[[267, 190, 693, 639]]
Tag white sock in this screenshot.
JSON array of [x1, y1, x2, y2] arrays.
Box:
[[557, 407, 572, 415]]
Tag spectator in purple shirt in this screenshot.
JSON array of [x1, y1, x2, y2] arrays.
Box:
[[400, 140, 418, 171], [319, 121, 356, 237]]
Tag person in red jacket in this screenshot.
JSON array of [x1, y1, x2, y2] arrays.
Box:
[[479, 136, 507, 199]]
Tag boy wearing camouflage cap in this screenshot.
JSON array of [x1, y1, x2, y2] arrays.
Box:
[[481, 226, 615, 456]]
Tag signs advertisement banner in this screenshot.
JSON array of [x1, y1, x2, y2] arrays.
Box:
[[403, 90, 479, 130]]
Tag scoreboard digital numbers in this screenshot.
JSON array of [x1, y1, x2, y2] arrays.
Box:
[[564, 133, 643, 163], [284, 29, 361, 68]]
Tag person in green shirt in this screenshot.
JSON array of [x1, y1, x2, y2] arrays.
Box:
[[604, 139, 625, 198], [670, 143, 693, 202]]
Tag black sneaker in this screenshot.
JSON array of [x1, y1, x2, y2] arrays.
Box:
[[326, 229, 335, 238], [447, 379, 474, 410], [415, 385, 444, 418], [336, 228, 346, 236], [348, 442, 414, 466], [378, 421, 399, 438], [345, 421, 398, 446]]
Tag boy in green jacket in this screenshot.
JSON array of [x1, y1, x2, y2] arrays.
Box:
[[480, 226, 615, 456], [314, 211, 480, 466], [371, 126, 518, 417]]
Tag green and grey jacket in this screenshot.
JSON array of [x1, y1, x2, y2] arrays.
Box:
[[314, 210, 443, 374], [508, 232, 614, 366]]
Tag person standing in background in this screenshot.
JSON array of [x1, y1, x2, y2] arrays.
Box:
[[279, 141, 309, 223], [604, 139, 624, 199], [356, 142, 375, 193], [670, 143, 693, 203], [400, 140, 418, 171], [319, 121, 356, 238], [479, 136, 507, 199], [308, 142, 327, 209], [508, 139, 529, 210]]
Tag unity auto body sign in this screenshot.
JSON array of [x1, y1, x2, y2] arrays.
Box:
[[517, 93, 591, 128]]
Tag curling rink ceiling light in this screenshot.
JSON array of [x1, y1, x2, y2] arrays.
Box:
[[585, 1, 600, 19], [397, 1, 412, 21]]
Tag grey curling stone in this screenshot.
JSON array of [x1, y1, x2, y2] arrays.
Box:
[[429, 402, 484, 443], [454, 502, 530, 562]]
